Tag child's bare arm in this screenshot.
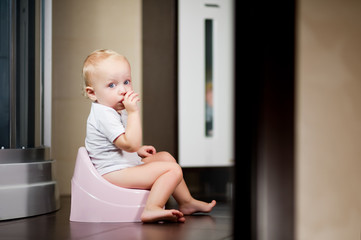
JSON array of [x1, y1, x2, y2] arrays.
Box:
[[113, 91, 142, 152]]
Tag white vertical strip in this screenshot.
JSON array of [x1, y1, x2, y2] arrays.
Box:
[[178, 0, 234, 167], [43, 0, 52, 147]]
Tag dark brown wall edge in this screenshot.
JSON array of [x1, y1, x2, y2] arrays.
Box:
[[234, 0, 296, 239], [142, 0, 178, 158]]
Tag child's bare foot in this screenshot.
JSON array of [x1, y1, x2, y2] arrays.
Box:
[[141, 208, 186, 223], [179, 199, 216, 215]]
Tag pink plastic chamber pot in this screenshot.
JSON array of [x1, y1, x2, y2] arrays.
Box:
[[70, 147, 149, 222]]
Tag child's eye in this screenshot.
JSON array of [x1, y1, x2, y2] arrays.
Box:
[[124, 80, 130, 85], [108, 83, 116, 88]]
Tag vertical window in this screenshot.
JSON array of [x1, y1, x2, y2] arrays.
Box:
[[205, 19, 213, 137]]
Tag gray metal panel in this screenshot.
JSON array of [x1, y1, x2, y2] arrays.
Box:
[[0, 147, 60, 221], [0, 160, 54, 185], [0, 181, 60, 220], [0, 147, 50, 163]]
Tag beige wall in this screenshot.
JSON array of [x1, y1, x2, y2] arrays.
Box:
[[52, 0, 142, 195], [296, 0, 361, 239]]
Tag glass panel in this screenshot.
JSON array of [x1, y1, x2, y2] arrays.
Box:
[[34, 0, 41, 146], [0, 0, 11, 148], [0, 0, 42, 149], [16, 0, 36, 148], [205, 19, 213, 137]]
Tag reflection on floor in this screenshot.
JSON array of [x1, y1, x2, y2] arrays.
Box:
[[0, 196, 233, 240]]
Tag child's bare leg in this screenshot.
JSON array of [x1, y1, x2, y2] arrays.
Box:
[[103, 161, 185, 223], [141, 164, 185, 223], [172, 180, 217, 215], [142, 152, 217, 215]]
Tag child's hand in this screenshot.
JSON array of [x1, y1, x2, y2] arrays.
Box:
[[137, 145, 156, 158], [122, 90, 140, 113]]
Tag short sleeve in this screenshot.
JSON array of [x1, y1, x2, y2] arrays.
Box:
[[93, 104, 125, 143]]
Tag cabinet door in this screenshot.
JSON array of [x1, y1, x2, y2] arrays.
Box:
[[178, 0, 234, 167]]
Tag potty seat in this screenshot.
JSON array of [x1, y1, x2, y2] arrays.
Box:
[[70, 147, 149, 222]]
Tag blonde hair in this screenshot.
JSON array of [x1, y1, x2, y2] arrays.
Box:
[[82, 49, 126, 96]]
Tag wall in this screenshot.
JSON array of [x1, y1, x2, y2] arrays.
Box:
[[52, 0, 142, 195], [296, 0, 361, 239]]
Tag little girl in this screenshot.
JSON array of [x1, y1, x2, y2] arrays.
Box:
[[83, 49, 216, 223]]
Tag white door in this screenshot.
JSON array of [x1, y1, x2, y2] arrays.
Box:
[[178, 0, 234, 167]]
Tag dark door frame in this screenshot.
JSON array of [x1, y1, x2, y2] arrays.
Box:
[[234, 0, 296, 239], [142, 0, 296, 239]]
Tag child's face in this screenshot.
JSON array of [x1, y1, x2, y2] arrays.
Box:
[[86, 56, 133, 112]]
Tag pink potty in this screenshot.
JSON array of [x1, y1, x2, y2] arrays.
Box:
[[70, 147, 149, 222]]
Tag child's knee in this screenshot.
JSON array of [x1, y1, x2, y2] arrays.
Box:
[[169, 162, 183, 181], [158, 151, 177, 163]]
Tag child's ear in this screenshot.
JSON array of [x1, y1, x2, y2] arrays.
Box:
[[85, 86, 97, 102]]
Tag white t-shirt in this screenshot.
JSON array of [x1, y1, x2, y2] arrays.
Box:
[[85, 102, 143, 175]]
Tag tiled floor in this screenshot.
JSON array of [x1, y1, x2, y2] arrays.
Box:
[[0, 196, 233, 240]]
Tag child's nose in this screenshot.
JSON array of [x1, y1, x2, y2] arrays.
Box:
[[118, 86, 126, 95]]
